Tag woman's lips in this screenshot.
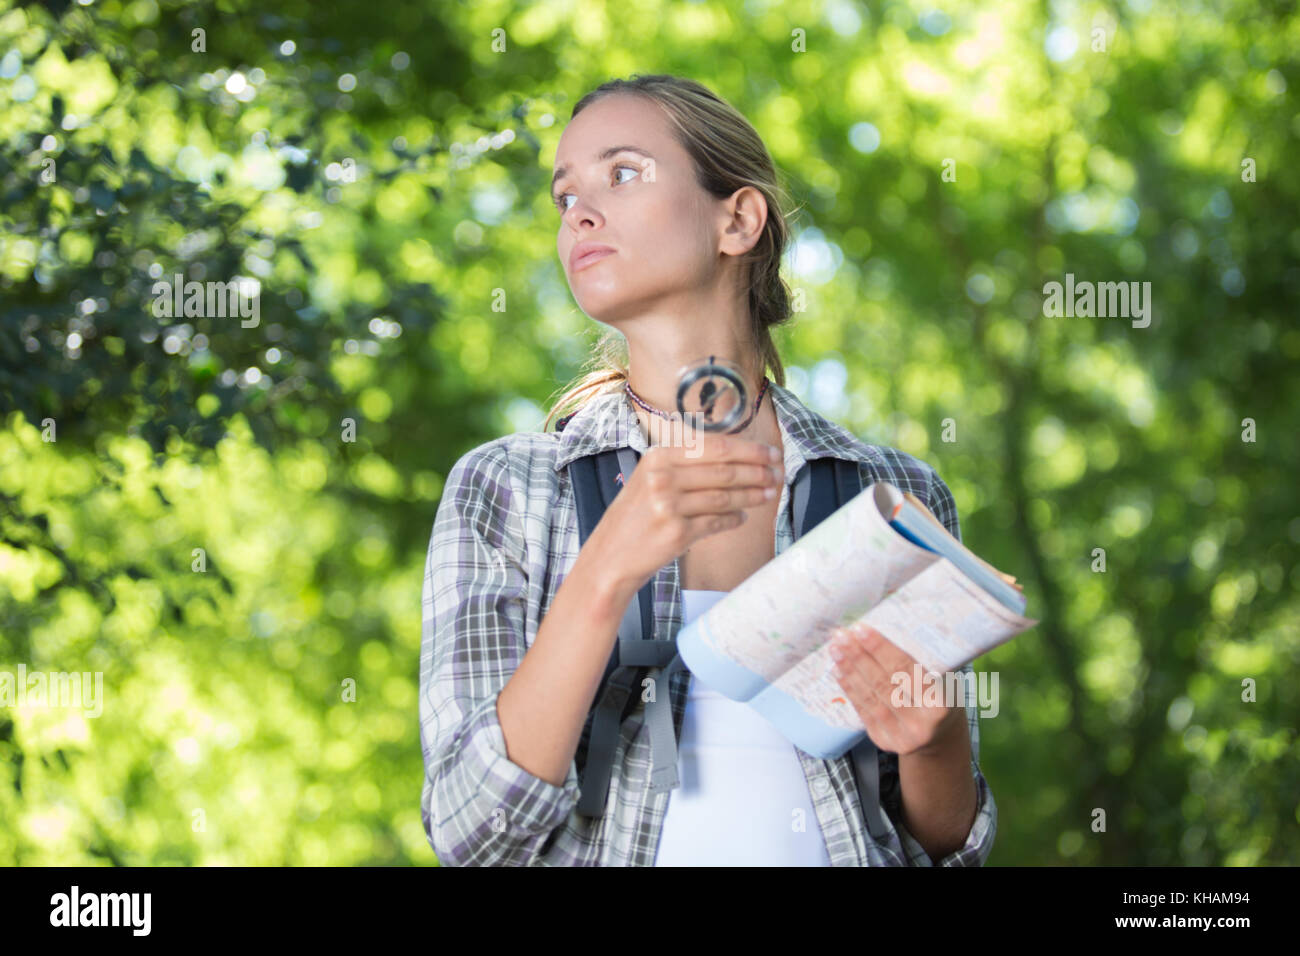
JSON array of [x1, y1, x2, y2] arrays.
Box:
[[571, 248, 616, 272]]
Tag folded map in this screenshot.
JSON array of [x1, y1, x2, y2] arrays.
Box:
[[674, 481, 1038, 758]]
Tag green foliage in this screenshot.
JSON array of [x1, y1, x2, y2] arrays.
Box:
[[1, 413, 423, 863], [1, 0, 1297, 864]]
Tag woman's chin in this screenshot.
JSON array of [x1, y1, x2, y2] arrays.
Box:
[[574, 289, 635, 321]]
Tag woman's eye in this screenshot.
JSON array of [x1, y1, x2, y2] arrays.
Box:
[[554, 163, 641, 213]]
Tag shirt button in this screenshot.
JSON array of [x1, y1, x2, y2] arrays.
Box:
[[813, 776, 830, 796]]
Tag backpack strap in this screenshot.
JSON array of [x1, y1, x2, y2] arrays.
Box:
[[569, 446, 682, 817], [789, 456, 892, 844]]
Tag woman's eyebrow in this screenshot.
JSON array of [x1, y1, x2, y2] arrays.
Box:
[[551, 145, 655, 192]]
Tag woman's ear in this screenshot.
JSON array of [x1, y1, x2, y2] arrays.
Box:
[[717, 185, 768, 257]]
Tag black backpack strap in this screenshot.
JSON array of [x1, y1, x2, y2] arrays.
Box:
[[607, 448, 688, 801], [570, 446, 672, 817], [789, 456, 892, 843], [617, 635, 687, 796]]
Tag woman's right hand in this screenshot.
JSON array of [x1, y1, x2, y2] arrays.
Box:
[[586, 434, 785, 596]]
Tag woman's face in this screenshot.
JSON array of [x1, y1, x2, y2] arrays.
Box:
[[551, 94, 724, 323]]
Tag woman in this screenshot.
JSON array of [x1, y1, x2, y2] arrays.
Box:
[[420, 74, 996, 866]]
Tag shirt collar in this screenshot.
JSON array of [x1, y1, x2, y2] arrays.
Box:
[[552, 379, 887, 474]]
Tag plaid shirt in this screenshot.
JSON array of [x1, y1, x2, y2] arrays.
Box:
[[420, 380, 997, 866]]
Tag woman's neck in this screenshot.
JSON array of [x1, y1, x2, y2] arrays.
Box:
[[630, 381, 780, 451]]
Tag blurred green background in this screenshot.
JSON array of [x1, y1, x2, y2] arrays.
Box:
[[1, 0, 1297, 865]]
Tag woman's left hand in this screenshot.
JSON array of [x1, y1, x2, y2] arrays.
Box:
[[827, 623, 966, 757]]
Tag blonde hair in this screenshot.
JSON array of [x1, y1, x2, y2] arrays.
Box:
[[542, 74, 802, 432]]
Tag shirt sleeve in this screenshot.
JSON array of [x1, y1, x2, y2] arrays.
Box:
[[883, 467, 999, 866], [419, 441, 581, 866]]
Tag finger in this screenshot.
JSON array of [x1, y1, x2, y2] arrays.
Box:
[[653, 434, 781, 466], [684, 509, 748, 538], [841, 643, 947, 751], [846, 624, 917, 678], [830, 629, 894, 705], [830, 635, 905, 733], [672, 460, 784, 493], [852, 640, 956, 728], [675, 485, 777, 518], [863, 649, 933, 717]]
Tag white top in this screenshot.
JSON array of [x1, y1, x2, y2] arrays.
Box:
[[652, 589, 833, 866]]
